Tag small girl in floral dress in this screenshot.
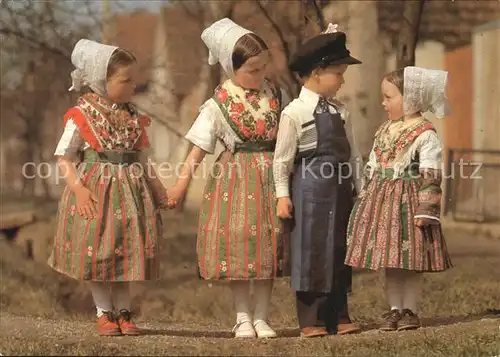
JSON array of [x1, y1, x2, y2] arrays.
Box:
[[345, 66, 453, 331], [167, 18, 290, 339], [48, 39, 167, 336]]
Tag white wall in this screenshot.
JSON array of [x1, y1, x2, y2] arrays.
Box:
[[472, 21, 500, 151]]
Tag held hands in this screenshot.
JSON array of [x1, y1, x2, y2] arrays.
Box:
[[156, 189, 169, 210], [74, 186, 98, 219], [166, 185, 187, 209], [414, 217, 440, 227], [277, 197, 293, 219]]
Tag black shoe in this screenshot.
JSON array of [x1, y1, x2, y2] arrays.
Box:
[[398, 309, 421, 331], [379, 309, 402, 331]]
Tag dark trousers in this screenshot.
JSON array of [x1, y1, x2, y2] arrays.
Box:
[[295, 289, 349, 333]]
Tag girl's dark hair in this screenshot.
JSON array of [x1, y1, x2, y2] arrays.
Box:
[[384, 68, 404, 94], [106, 48, 137, 79], [232, 33, 268, 71]]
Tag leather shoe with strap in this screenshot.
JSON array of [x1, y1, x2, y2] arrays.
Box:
[[97, 311, 122, 336], [117, 309, 141, 335], [253, 320, 277, 338], [232, 320, 256, 338], [398, 309, 421, 331]]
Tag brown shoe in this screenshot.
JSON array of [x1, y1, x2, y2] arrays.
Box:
[[97, 312, 122, 336], [117, 309, 141, 335], [337, 322, 362, 335], [398, 309, 421, 331], [379, 309, 402, 331], [300, 326, 329, 338]]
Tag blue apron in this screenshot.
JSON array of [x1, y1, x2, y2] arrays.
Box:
[[290, 102, 353, 293]]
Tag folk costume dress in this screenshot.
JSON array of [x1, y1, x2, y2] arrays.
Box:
[[185, 79, 290, 281], [48, 92, 161, 282], [345, 67, 452, 273]]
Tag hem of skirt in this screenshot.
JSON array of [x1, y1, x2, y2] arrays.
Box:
[[198, 276, 286, 281], [48, 265, 159, 281], [347, 264, 453, 272]]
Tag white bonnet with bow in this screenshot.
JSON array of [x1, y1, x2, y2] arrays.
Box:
[[68, 39, 118, 96], [403, 66, 449, 119], [201, 18, 253, 77]]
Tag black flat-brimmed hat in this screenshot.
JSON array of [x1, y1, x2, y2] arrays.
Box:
[[289, 32, 361, 75]]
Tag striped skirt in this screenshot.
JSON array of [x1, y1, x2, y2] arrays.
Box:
[[196, 150, 290, 280], [345, 171, 452, 272], [48, 151, 161, 281]]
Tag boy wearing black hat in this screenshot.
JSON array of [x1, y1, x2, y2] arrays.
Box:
[[273, 25, 364, 338]]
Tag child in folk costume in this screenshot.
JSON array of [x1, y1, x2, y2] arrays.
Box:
[[166, 18, 290, 339], [273, 25, 364, 338], [48, 39, 167, 336], [345, 66, 453, 331]]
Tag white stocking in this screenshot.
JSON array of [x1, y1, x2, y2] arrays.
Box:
[[385, 269, 405, 311], [402, 272, 422, 312], [89, 282, 113, 317], [111, 282, 131, 312], [253, 279, 273, 322], [231, 281, 251, 323]]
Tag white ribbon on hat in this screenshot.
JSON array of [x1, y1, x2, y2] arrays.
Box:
[[201, 18, 253, 77], [403, 66, 450, 119], [322, 23, 339, 34], [68, 39, 118, 96]]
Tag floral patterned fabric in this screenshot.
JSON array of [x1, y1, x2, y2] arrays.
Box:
[[373, 119, 435, 168], [48, 94, 161, 281], [213, 80, 281, 142], [196, 79, 290, 280]]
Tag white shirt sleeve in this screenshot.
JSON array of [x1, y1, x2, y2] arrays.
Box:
[[54, 119, 85, 158], [418, 130, 443, 170], [273, 113, 299, 198], [184, 103, 218, 154]]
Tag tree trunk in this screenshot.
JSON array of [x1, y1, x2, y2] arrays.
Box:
[[395, 0, 425, 68]]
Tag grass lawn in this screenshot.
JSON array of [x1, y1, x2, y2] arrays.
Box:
[[1, 211, 499, 356]]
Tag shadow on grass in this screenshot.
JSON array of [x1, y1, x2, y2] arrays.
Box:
[[138, 310, 500, 338], [139, 327, 300, 338]]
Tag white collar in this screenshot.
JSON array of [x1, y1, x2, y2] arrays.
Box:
[[299, 86, 339, 114]]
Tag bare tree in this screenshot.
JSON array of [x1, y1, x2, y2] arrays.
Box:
[[0, 0, 182, 197], [1, 0, 328, 204], [309, 0, 327, 32], [395, 0, 426, 68], [0, 1, 78, 196]]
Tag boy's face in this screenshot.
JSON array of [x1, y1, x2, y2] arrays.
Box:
[[313, 64, 348, 97]]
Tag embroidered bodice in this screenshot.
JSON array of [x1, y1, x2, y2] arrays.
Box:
[[185, 79, 290, 154], [367, 117, 443, 178]]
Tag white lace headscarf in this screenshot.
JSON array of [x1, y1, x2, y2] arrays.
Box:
[[403, 66, 449, 119], [201, 18, 253, 78], [68, 39, 118, 96]]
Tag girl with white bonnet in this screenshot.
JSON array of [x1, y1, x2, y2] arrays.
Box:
[[345, 66, 453, 331], [48, 39, 167, 336], [167, 18, 290, 339]]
